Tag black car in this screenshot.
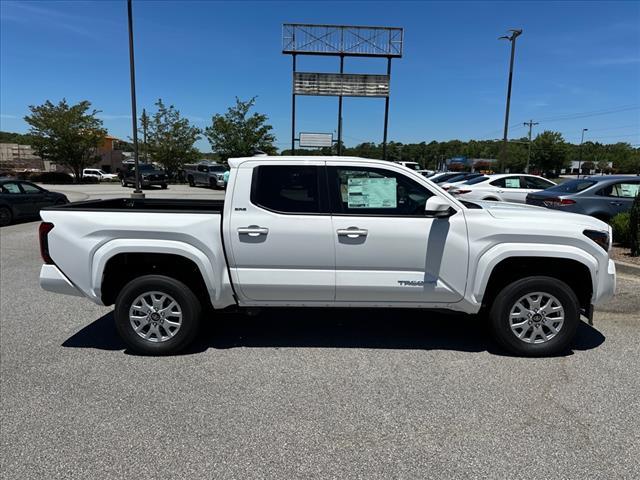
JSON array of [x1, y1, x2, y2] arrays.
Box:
[[0, 178, 69, 226], [121, 163, 168, 189]]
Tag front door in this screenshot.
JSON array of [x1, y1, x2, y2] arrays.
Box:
[[227, 161, 335, 302], [327, 162, 469, 304], [600, 180, 640, 216], [492, 175, 530, 203]]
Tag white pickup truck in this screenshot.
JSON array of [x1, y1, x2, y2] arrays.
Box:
[[39, 156, 616, 356]]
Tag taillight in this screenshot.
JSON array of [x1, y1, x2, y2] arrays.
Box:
[[39, 222, 54, 264], [542, 197, 576, 207]]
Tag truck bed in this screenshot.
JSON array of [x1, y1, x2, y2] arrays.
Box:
[[44, 197, 225, 213]]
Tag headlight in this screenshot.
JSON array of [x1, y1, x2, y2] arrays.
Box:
[[583, 229, 610, 252]]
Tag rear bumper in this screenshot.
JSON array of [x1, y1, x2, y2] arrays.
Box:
[[40, 264, 83, 297]]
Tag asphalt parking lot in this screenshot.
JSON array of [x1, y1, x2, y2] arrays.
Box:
[[1, 184, 639, 479]]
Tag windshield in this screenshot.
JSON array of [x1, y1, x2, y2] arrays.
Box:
[[98, 170, 106, 174], [433, 173, 461, 184], [465, 176, 490, 185], [543, 179, 596, 193], [138, 164, 156, 171], [405, 163, 420, 170]]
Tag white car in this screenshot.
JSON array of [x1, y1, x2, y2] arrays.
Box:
[[449, 174, 556, 203], [82, 169, 119, 181], [39, 156, 614, 357]]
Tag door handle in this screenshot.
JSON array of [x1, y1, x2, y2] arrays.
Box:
[[237, 226, 269, 237], [337, 227, 368, 238], [609, 201, 623, 206]]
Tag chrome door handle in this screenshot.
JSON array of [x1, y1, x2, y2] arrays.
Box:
[[237, 226, 269, 237], [337, 227, 368, 238], [609, 201, 623, 206]]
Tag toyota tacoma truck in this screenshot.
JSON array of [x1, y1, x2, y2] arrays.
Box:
[[38, 156, 616, 356]]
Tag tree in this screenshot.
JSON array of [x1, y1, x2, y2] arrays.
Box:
[[205, 97, 276, 160], [24, 99, 106, 181], [139, 108, 151, 162], [531, 131, 569, 173], [146, 99, 201, 175]]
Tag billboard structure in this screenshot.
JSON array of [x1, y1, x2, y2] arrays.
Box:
[[283, 23, 403, 158], [299, 132, 334, 148]]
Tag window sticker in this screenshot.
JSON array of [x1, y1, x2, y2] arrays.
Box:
[[505, 178, 521, 188], [347, 177, 397, 208], [618, 183, 639, 198]]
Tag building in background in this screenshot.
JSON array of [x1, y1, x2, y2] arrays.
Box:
[[0, 143, 45, 172]]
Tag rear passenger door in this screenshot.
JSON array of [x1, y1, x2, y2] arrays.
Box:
[[226, 160, 335, 302], [492, 176, 529, 203], [598, 180, 640, 216]]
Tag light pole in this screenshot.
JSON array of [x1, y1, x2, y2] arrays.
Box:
[[498, 28, 523, 173], [127, 0, 144, 199], [577, 128, 588, 178]]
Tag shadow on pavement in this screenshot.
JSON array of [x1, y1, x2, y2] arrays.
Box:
[[62, 308, 606, 357]]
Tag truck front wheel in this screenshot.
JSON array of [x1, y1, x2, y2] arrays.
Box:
[[114, 275, 202, 355], [488, 276, 579, 357]]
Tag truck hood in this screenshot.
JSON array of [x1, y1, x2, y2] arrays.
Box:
[[476, 200, 609, 231]]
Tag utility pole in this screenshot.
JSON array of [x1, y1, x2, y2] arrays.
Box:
[[141, 108, 148, 163], [524, 119, 538, 173], [127, 0, 143, 198], [498, 29, 523, 173], [577, 128, 588, 178]]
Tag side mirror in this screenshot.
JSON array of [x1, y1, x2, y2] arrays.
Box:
[[425, 196, 453, 218]]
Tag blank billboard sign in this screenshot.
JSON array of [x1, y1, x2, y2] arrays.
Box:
[[294, 73, 390, 97], [299, 132, 334, 148]]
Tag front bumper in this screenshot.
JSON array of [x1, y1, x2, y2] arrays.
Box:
[[40, 264, 83, 297]]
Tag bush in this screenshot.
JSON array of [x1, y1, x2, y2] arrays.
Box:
[[630, 194, 640, 256], [611, 212, 631, 246]]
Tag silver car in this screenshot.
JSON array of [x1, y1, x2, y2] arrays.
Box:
[[526, 175, 640, 221]]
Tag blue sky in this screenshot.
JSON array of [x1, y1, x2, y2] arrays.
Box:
[[1, 0, 639, 152]]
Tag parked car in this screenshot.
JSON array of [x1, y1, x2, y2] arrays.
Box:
[[121, 163, 168, 189], [439, 173, 484, 190], [82, 169, 119, 181], [184, 161, 228, 188], [39, 156, 614, 357], [526, 175, 640, 222], [0, 178, 68, 226], [448, 174, 556, 203], [429, 172, 466, 184]]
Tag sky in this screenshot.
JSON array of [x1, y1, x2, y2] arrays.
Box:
[[1, 0, 639, 152]]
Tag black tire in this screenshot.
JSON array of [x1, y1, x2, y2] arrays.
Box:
[[488, 276, 579, 357], [188, 175, 195, 187], [209, 178, 217, 189], [161, 183, 168, 189], [0, 206, 12, 227], [114, 275, 202, 355]]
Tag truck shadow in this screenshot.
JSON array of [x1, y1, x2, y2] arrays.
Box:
[[62, 308, 605, 357]]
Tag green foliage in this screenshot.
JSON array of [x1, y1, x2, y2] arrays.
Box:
[[24, 99, 106, 182], [146, 99, 201, 175], [205, 97, 276, 160], [531, 131, 569, 172], [0, 131, 36, 145], [630, 194, 640, 257], [611, 212, 631, 246]]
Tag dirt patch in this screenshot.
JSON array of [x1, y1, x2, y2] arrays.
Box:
[[611, 245, 640, 266]]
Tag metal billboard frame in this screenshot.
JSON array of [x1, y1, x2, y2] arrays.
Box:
[[283, 23, 403, 159]]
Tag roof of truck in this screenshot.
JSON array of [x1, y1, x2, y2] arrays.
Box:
[[228, 155, 376, 168]]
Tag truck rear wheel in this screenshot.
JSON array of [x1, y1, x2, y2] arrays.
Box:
[[187, 175, 195, 187], [488, 276, 579, 357], [114, 275, 202, 355]]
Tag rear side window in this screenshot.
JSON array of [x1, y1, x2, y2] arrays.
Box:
[[465, 176, 490, 185], [1, 182, 22, 194], [251, 165, 324, 214], [523, 176, 555, 189]]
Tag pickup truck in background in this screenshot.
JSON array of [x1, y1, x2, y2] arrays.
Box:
[[183, 161, 228, 188], [39, 156, 616, 356], [120, 163, 168, 189]]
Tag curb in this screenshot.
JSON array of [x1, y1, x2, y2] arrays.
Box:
[[615, 260, 640, 277]]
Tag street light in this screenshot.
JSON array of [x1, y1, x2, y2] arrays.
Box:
[[577, 128, 588, 178], [498, 28, 523, 173], [127, 0, 144, 199]]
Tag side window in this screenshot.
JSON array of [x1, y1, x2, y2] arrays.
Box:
[[523, 176, 554, 189], [20, 182, 43, 194], [197, 165, 208, 172], [1, 182, 22, 194], [602, 182, 640, 198], [251, 165, 323, 214], [328, 166, 434, 216], [491, 176, 522, 189]]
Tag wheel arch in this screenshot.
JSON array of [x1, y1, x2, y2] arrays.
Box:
[[473, 245, 597, 313]]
